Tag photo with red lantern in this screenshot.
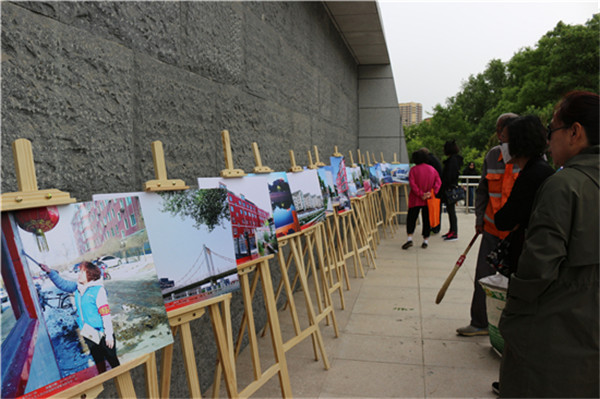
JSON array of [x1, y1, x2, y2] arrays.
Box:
[[1, 197, 173, 399]]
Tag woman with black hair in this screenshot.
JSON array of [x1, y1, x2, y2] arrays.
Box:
[[492, 115, 555, 277], [441, 140, 463, 241]]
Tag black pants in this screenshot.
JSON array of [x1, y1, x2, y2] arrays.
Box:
[[406, 206, 430, 238], [85, 335, 120, 373], [446, 201, 457, 233]]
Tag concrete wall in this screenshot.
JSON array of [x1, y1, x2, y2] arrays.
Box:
[[357, 65, 408, 163], [1, 2, 359, 396], [1, 1, 358, 200]]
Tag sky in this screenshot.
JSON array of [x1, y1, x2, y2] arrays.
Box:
[[378, 1, 598, 116]]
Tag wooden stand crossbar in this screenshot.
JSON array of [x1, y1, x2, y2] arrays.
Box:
[[214, 256, 292, 398], [1, 139, 76, 211], [54, 353, 159, 399], [160, 294, 237, 399]]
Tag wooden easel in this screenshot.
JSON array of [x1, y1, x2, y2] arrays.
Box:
[[286, 150, 345, 310], [212, 132, 292, 397], [349, 195, 377, 266], [249, 144, 334, 370], [140, 140, 237, 398], [1, 139, 159, 399]]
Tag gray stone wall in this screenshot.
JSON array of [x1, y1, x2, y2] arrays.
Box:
[[1, 2, 358, 396], [2, 1, 358, 199]]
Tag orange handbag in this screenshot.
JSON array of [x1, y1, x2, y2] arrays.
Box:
[[427, 190, 440, 228]]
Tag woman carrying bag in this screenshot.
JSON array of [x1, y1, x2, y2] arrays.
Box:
[[402, 149, 442, 250]]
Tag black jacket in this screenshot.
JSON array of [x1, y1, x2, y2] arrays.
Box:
[[494, 156, 555, 274]]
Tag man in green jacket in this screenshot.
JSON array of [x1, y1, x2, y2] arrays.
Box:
[[498, 91, 599, 398]]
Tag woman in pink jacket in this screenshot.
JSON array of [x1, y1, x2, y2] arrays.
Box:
[[402, 149, 442, 249]]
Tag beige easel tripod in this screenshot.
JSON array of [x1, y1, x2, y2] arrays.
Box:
[[138, 140, 237, 399], [248, 143, 334, 370], [1, 139, 159, 399], [212, 131, 292, 398]]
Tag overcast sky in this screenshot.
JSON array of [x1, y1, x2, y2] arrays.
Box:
[[378, 1, 598, 116]]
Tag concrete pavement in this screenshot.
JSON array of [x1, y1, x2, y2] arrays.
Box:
[[223, 211, 501, 398]]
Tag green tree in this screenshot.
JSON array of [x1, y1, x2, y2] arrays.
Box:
[[404, 15, 599, 170], [159, 189, 230, 232]]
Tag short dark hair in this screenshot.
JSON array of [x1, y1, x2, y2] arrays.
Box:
[[507, 115, 547, 159], [81, 261, 102, 282], [443, 140, 459, 156], [554, 91, 599, 146], [412, 149, 428, 165]]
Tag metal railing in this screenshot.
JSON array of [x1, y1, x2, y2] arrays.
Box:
[[458, 175, 481, 214]]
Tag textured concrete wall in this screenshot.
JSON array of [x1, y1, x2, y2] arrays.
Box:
[[1, 2, 358, 396], [2, 1, 358, 199]]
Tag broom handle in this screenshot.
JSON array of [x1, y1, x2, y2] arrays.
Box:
[[435, 232, 480, 304]]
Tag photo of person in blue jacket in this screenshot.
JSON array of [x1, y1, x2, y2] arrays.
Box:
[[40, 261, 120, 374]]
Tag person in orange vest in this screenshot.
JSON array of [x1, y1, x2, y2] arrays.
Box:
[[456, 113, 520, 336]]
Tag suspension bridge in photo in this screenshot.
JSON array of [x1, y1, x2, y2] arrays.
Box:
[[162, 244, 236, 296]]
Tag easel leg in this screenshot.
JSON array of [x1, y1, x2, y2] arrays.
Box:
[[115, 371, 137, 398], [180, 322, 203, 398]]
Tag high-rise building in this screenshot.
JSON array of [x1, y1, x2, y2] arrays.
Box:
[[398, 102, 423, 126]]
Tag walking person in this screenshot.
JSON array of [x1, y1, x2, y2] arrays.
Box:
[[402, 149, 442, 250], [40, 261, 121, 374], [456, 113, 520, 337], [440, 140, 463, 241], [499, 91, 599, 398]]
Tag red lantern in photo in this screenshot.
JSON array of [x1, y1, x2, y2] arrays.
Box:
[[15, 206, 60, 252]]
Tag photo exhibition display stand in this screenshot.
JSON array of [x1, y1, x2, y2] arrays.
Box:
[[212, 131, 292, 398], [1, 139, 160, 399], [137, 140, 237, 399], [247, 143, 335, 371]]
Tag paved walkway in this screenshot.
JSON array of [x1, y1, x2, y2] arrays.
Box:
[[229, 211, 500, 398]]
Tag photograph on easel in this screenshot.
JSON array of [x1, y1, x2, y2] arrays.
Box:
[[368, 163, 382, 190], [388, 163, 411, 183], [345, 165, 366, 198], [0, 199, 172, 399], [329, 156, 352, 212], [198, 176, 278, 264], [358, 162, 373, 193], [264, 172, 301, 238], [316, 166, 335, 215], [94, 190, 239, 312], [286, 169, 326, 229]]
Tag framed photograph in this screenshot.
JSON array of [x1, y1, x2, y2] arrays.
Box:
[[1, 200, 173, 398], [198, 176, 278, 264], [94, 190, 239, 312], [286, 169, 326, 229]]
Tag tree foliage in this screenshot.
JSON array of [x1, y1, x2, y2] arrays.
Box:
[[406, 15, 599, 171], [159, 188, 230, 232]]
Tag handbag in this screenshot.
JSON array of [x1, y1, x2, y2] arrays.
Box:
[[426, 190, 440, 229], [445, 186, 465, 205], [486, 235, 512, 277], [81, 323, 103, 344]]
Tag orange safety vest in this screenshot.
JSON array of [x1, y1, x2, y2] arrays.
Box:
[[483, 153, 519, 239]]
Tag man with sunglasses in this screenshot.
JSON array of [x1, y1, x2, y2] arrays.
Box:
[[498, 91, 599, 398]]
